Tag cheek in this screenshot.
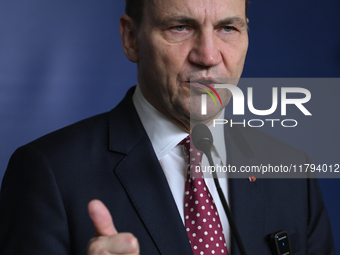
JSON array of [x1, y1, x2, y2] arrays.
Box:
[[158, 44, 189, 76], [139, 40, 169, 85], [237, 38, 249, 63], [225, 42, 248, 75], [154, 43, 192, 99]]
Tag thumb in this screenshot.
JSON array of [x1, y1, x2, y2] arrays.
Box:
[[88, 199, 118, 236]]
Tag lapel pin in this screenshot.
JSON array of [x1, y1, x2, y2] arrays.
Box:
[[248, 176, 256, 182]]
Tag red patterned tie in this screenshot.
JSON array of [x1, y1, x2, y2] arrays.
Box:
[[180, 136, 228, 255]]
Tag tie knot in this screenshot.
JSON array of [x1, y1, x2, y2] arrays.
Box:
[[180, 136, 203, 172]]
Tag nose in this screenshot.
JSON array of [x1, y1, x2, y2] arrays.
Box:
[[188, 29, 222, 68]]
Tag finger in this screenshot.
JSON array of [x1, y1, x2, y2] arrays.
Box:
[[88, 233, 140, 255], [107, 233, 139, 254], [88, 199, 118, 236]]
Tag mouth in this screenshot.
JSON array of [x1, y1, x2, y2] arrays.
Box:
[[186, 78, 219, 94], [192, 77, 220, 84]]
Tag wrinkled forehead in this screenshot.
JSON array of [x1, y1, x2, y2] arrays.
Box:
[[145, 0, 247, 23]]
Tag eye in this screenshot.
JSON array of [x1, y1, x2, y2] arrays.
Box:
[[164, 24, 193, 43], [173, 25, 186, 32], [223, 26, 235, 32]]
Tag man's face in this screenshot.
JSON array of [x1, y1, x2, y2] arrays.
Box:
[[136, 0, 248, 130]]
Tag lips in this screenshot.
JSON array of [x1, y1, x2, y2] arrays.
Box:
[[190, 77, 219, 86], [188, 83, 211, 96], [187, 78, 218, 94]]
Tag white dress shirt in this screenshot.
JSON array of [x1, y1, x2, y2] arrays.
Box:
[[132, 85, 231, 252]]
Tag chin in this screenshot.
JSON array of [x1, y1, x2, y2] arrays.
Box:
[[189, 109, 222, 126]]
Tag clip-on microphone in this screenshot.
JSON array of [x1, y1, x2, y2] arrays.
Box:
[[191, 124, 248, 255]]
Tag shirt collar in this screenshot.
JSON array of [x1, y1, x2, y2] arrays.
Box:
[[132, 85, 226, 164]]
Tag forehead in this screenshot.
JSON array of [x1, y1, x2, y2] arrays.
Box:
[[146, 0, 246, 22]]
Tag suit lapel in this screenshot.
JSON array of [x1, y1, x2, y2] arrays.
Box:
[[108, 88, 193, 255], [225, 125, 265, 255]]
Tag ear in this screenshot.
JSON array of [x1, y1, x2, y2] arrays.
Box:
[[120, 14, 139, 63]]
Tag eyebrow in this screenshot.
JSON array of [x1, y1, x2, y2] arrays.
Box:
[[155, 16, 197, 27], [156, 15, 247, 29], [216, 17, 248, 29]]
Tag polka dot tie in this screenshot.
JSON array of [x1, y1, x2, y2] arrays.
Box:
[[180, 136, 228, 255]]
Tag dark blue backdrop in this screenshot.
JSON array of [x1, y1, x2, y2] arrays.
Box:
[[1, 0, 339, 253]]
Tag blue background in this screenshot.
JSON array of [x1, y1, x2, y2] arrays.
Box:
[[1, 0, 339, 252]]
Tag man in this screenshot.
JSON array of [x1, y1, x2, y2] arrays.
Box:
[[0, 0, 335, 255]]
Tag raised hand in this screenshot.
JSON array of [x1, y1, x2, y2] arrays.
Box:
[[87, 200, 140, 255]]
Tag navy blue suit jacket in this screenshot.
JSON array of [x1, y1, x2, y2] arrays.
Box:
[[0, 87, 335, 254]]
